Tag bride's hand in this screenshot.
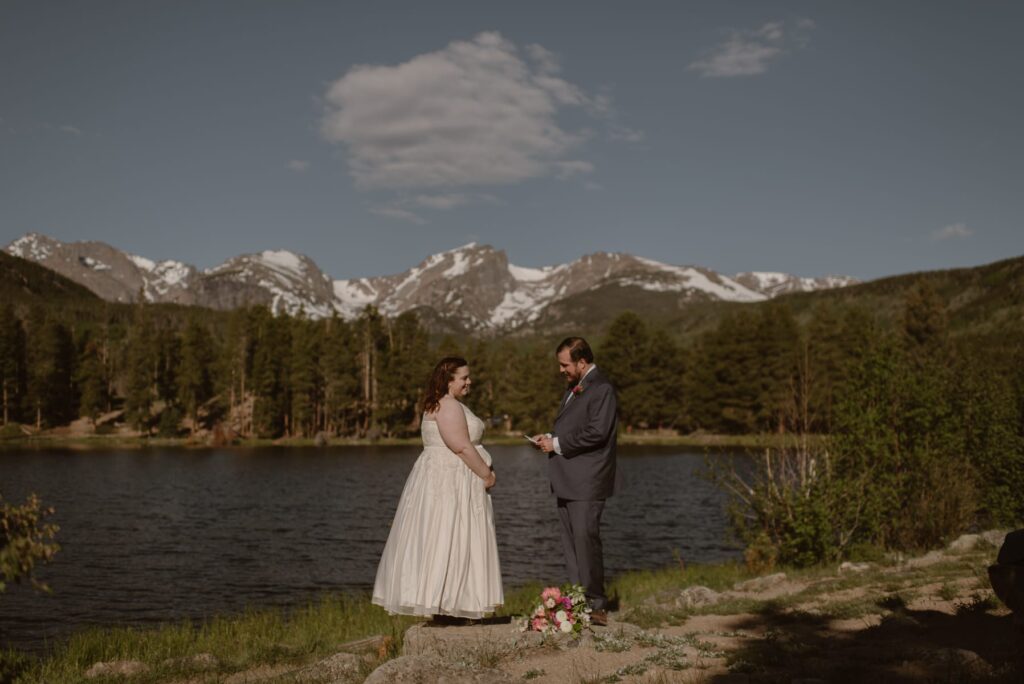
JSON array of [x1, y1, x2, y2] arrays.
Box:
[[484, 471, 496, 490]]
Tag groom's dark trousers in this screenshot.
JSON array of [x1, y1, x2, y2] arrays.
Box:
[[548, 367, 618, 611]]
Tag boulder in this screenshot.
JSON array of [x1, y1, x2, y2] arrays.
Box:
[[981, 529, 1008, 548], [948, 534, 981, 552], [402, 622, 541, 657], [906, 550, 946, 568], [674, 585, 722, 609], [839, 561, 872, 574], [294, 652, 362, 681], [734, 572, 787, 593], [160, 652, 218, 670], [363, 655, 512, 683], [84, 660, 149, 678]]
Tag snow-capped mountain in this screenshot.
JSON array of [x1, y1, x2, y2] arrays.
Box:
[[4, 233, 858, 331], [734, 271, 859, 298], [332, 244, 772, 330], [6, 233, 198, 304]]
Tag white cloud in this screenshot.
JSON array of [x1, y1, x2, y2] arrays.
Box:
[[412, 194, 470, 210], [370, 206, 426, 224], [610, 125, 645, 143], [58, 125, 81, 135], [321, 32, 603, 190], [286, 159, 310, 172], [689, 20, 814, 78], [554, 160, 595, 179], [930, 223, 974, 241]]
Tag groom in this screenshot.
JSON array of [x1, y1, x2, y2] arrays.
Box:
[[533, 337, 618, 626]]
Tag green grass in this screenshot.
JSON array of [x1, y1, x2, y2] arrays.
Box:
[[7, 594, 416, 684], [3, 547, 1004, 683]]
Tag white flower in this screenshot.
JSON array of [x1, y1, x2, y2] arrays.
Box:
[[555, 610, 568, 623], [545, 598, 556, 609], [534, 605, 546, 617], [560, 619, 573, 633]]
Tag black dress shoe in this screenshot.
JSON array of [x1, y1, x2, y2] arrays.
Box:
[[590, 610, 608, 626]]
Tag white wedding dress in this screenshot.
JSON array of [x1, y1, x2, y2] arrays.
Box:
[[372, 401, 503, 618]]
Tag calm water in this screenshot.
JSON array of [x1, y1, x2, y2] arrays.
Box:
[[0, 445, 743, 651]]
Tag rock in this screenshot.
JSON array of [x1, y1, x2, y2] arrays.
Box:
[[160, 652, 218, 670], [839, 561, 872, 573], [337, 634, 393, 658], [223, 664, 294, 683], [734, 572, 787, 592], [906, 550, 946, 568], [674, 585, 722, 609], [948, 534, 981, 552], [84, 660, 149, 678], [709, 675, 749, 684], [363, 654, 513, 683], [402, 622, 541, 657], [294, 652, 362, 681], [314, 431, 329, 447], [981, 529, 1008, 548]]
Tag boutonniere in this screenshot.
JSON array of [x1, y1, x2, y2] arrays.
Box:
[[571, 384, 584, 396]]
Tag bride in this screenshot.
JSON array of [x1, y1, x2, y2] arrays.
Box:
[[372, 356, 504, 619]]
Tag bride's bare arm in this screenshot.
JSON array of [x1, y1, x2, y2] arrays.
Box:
[[435, 398, 494, 483]]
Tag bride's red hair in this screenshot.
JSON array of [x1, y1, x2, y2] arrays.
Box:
[[422, 356, 468, 414]]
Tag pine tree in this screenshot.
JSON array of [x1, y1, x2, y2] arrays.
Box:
[[251, 309, 290, 437], [0, 304, 26, 425], [754, 303, 800, 433], [288, 314, 321, 438], [76, 335, 109, 424], [601, 312, 653, 430], [177, 318, 214, 434], [903, 279, 948, 349], [124, 303, 157, 432], [377, 312, 429, 436], [28, 319, 76, 427]]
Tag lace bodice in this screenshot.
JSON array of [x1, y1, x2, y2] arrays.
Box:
[[421, 401, 485, 448]]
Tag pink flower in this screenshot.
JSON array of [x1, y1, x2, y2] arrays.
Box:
[[531, 617, 548, 632], [541, 587, 562, 602], [561, 597, 572, 610]]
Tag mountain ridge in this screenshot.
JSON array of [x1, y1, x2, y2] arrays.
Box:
[[5, 232, 858, 332]]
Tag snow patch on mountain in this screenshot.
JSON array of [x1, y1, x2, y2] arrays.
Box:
[[4, 232, 859, 330], [7, 233, 57, 261]]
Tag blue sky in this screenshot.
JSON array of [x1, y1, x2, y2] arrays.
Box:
[[1, 1, 1021, 280]]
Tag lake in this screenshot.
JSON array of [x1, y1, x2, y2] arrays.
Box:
[[0, 444, 745, 651]]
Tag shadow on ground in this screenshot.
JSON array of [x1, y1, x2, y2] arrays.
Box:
[[707, 597, 1023, 683]]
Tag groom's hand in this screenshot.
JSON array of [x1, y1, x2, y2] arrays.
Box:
[[536, 435, 555, 453]]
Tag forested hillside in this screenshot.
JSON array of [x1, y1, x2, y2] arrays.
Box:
[[0, 253, 1021, 441]]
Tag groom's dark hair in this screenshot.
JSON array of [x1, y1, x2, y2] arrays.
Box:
[[556, 337, 594, 364]]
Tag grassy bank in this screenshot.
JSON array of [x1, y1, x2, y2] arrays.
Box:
[[0, 564, 754, 684], [1, 543, 1015, 683]]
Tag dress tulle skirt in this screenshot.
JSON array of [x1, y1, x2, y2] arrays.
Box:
[[372, 444, 503, 618]]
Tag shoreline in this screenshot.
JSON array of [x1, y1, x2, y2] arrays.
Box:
[[1, 540, 1012, 683], [0, 431, 821, 451]]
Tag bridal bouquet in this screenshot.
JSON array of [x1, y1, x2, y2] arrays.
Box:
[[523, 584, 591, 637]]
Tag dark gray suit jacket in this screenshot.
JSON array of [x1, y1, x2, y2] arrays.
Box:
[[549, 366, 619, 501]]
